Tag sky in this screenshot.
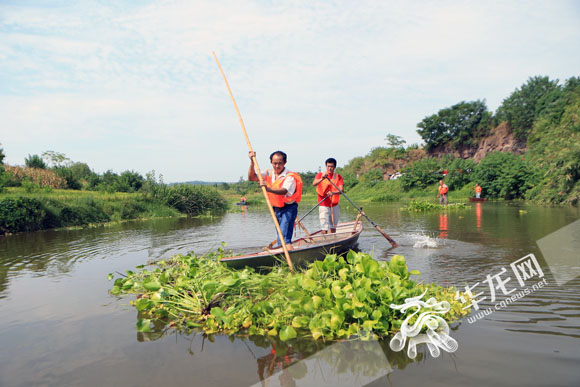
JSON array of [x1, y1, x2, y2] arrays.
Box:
[[1, 0, 579, 183]]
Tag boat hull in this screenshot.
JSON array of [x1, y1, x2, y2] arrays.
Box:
[[221, 221, 362, 269], [469, 197, 487, 202]]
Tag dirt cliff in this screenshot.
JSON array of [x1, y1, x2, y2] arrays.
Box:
[[428, 122, 527, 161]]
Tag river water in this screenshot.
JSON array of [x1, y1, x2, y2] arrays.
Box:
[[0, 201, 579, 386]]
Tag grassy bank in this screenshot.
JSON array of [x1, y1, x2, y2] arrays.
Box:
[[222, 180, 478, 208], [0, 186, 228, 235], [0, 188, 180, 234]]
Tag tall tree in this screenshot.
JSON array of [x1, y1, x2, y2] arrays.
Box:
[[495, 76, 560, 139], [417, 100, 490, 150], [25, 154, 48, 169]]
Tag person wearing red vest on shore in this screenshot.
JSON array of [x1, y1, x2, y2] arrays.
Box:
[[248, 150, 303, 247], [312, 158, 344, 234], [474, 183, 482, 198], [437, 180, 449, 205]]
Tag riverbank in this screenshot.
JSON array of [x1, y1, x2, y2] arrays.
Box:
[[0, 186, 227, 235], [222, 179, 479, 207]]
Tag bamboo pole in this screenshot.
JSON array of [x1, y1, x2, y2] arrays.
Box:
[[212, 51, 294, 272]]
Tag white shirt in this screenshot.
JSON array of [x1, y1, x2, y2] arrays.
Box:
[[262, 168, 296, 199]]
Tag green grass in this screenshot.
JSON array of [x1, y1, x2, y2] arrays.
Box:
[[0, 188, 183, 234]]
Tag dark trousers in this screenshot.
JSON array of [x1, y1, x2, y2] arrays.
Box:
[[273, 202, 298, 245]]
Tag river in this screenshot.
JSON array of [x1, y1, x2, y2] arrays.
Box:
[[1, 201, 579, 386]]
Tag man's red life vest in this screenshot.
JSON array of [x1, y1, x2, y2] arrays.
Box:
[[316, 174, 341, 206], [265, 170, 303, 208], [475, 185, 482, 193], [439, 184, 449, 195]]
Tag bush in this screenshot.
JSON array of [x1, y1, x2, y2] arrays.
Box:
[[54, 167, 83, 190], [443, 158, 477, 190], [472, 152, 539, 199], [359, 168, 383, 185], [399, 158, 441, 190], [157, 184, 228, 215], [116, 170, 144, 193], [0, 197, 46, 234]]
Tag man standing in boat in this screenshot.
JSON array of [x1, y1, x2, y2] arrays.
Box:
[[437, 180, 449, 205], [312, 158, 344, 234], [248, 151, 303, 247], [474, 183, 482, 199]]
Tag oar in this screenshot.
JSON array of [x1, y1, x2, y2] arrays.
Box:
[[213, 52, 294, 273], [297, 193, 329, 224], [294, 194, 330, 242], [324, 177, 399, 247]]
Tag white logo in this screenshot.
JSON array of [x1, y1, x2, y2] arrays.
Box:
[[389, 291, 458, 359]]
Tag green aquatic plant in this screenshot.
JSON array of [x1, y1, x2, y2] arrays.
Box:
[[403, 200, 469, 212], [109, 248, 470, 342]]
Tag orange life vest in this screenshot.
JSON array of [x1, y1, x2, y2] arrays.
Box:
[[265, 170, 303, 208], [439, 184, 448, 194], [316, 174, 341, 206], [475, 186, 482, 193]]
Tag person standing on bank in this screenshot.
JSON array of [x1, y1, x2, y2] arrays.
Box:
[[248, 150, 303, 247], [437, 180, 449, 205], [312, 158, 344, 234]]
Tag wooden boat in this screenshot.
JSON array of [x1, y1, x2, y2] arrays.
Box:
[[469, 197, 488, 202], [221, 221, 363, 269]]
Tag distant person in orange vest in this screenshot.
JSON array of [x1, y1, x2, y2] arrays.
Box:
[[248, 150, 303, 247], [312, 158, 344, 234], [474, 184, 482, 199], [437, 180, 449, 205]]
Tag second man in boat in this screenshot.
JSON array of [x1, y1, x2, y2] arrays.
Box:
[[248, 150, 303, 248], [312, 158, 344, 234]]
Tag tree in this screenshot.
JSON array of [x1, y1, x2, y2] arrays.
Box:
[[443, 158, 477, 190], [495, 76, 560, 139], [385, 134, 406, 148], [69, 162, 93, 181], [417, 100, 490, 150], [25, 154, 48, 169], [42, 151, 71, 168], [399, 158, 441, 190], [117, 170, 144, 192], [0, 144, 6, 192]]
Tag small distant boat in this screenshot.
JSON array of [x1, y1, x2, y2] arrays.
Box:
[[469, 197, 487, 202], [221, 221, 363, 269]]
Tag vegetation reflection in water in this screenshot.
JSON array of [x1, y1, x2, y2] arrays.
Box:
[[110, 246, 470, 343]]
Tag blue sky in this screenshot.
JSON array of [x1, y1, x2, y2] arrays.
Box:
[[1, 0, 579, 183]]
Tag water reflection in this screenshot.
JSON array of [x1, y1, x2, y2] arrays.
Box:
[[1, 202, 580, 387], [439, 213, 448, 239]]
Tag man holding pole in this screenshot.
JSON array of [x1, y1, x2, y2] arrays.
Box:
[[312, 158, 344, 234], [249, 150, 303, 247], [437, 180, 449, 205]]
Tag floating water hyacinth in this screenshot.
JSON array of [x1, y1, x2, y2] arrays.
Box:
[[109, 249, 471, 344], [389, 290, 459, 359]]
